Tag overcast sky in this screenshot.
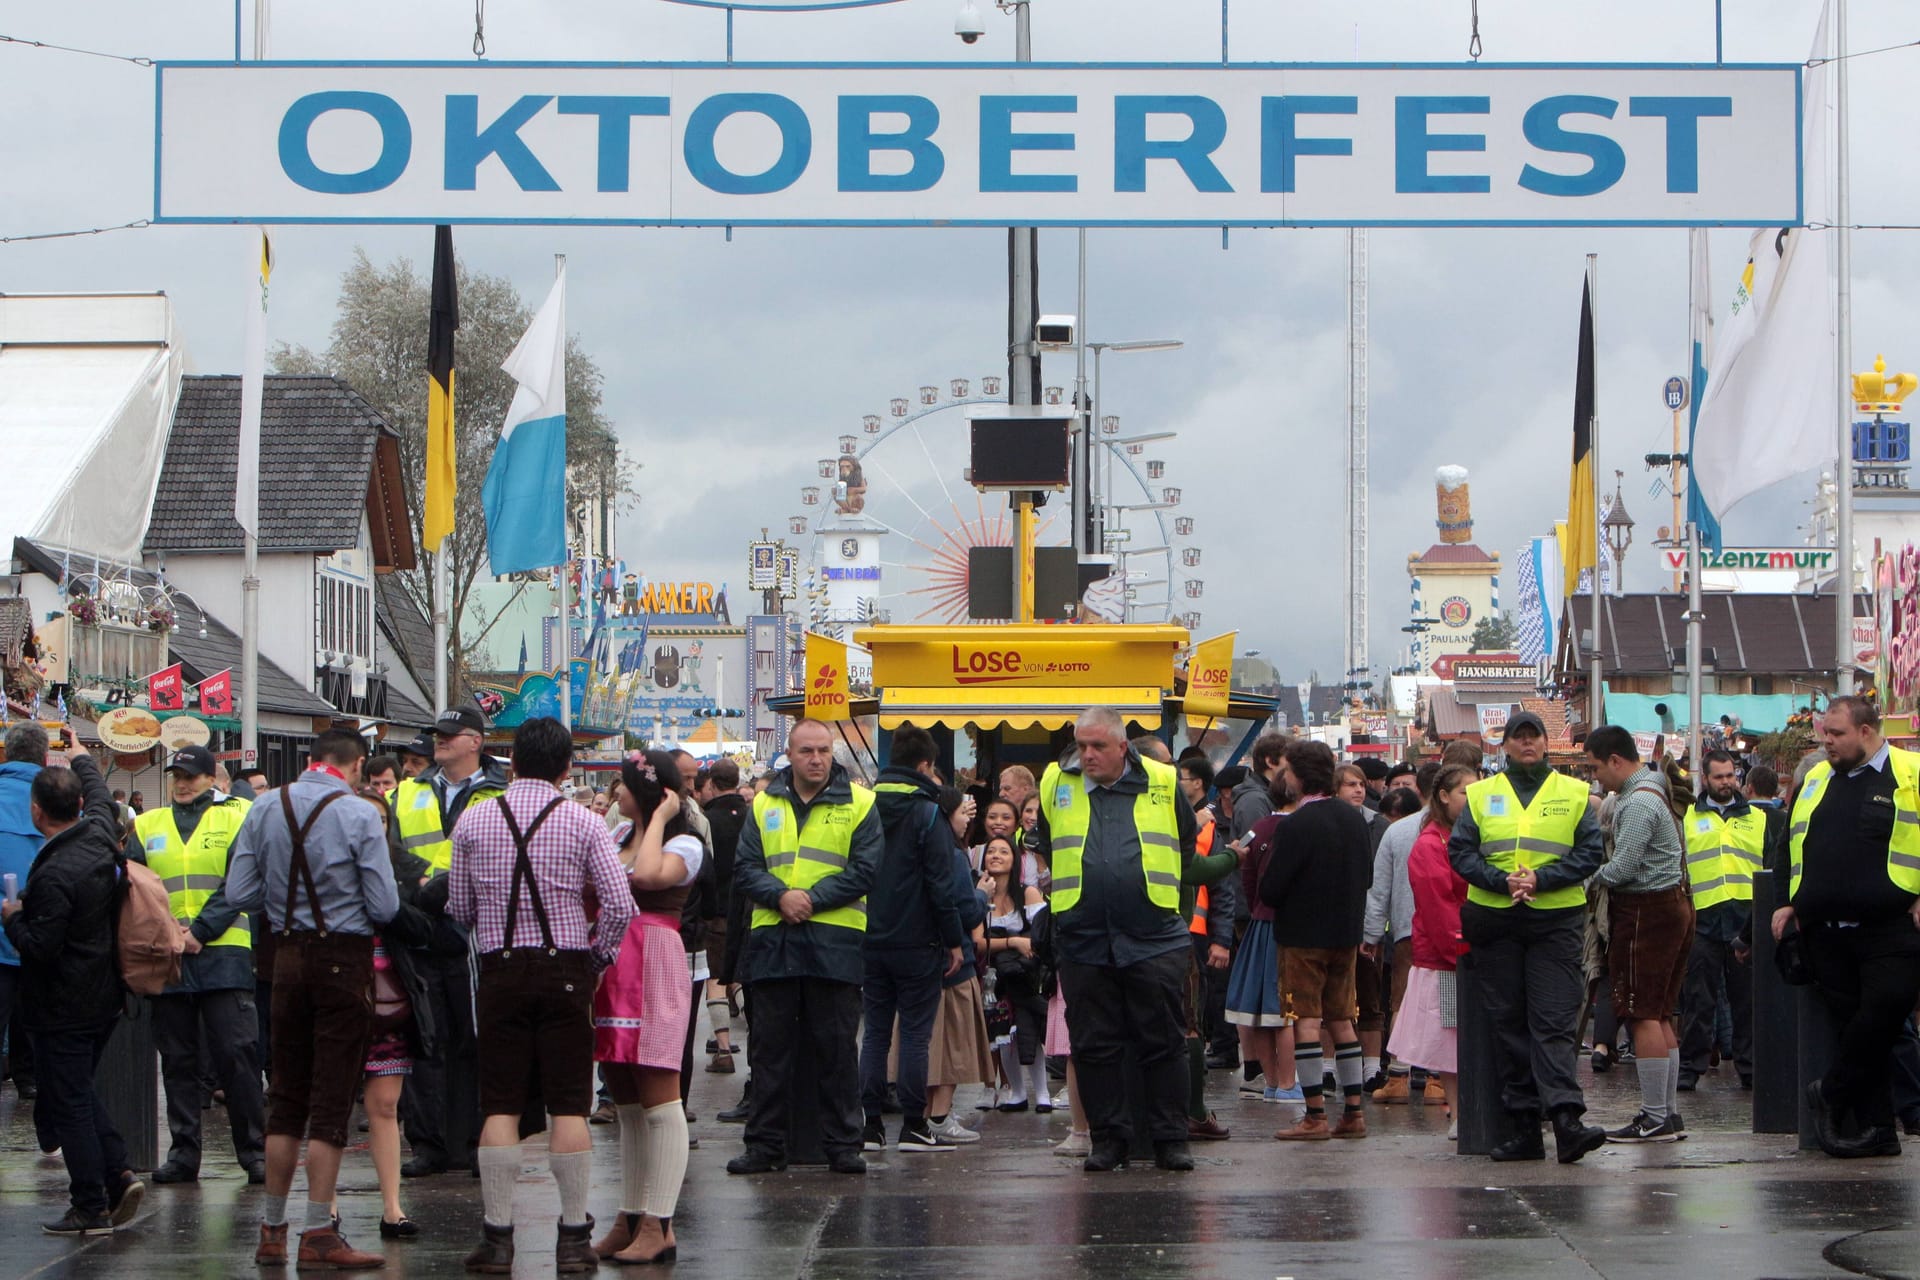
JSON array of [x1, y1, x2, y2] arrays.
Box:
[[5, 0, 1915, 681]]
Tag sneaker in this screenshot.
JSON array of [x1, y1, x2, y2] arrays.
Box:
[[898, 1120, 954, 1152], [1238, 1074, 1267, 1099], [1666, 1113, 1688, 1140], [1050, 1088, 1070, 1109], [1052, 1130, 1092, 1158], [1606, 1111, 1680, 1144], [1265, 1083, 1305, 1105], [43, 1207, 113, 1236], [1362, 1071, 1388, 1094], [930, 1114, 982, 1144], [106, 1172, 144, 1227], [862, 1118, 886, 1152]]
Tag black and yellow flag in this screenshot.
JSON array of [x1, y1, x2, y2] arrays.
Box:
[[1563, 278, 1597, 599], [424, 225, 458, 548]]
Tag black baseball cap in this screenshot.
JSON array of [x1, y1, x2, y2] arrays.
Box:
[[1503, 711, 1548, 740], [433, 707, 487, 736], [393, 731, 436, 758], [165, 744, 217, 777]]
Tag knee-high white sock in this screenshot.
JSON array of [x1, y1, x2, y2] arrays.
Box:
[[550, 1149, 591, 1229], [1026, 1057, 1049, 1106], [617, 1103, 650, 1214], [1668, 1048, 1682, 1114], [641, 1102, 689, 1220], [999, 1045, 1026, 1103], [477, 1145, 519, 1229], [1637, 1054, 1670, 1123]]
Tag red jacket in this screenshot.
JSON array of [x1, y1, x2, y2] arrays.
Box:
[[1408, 818, 1468, 971]]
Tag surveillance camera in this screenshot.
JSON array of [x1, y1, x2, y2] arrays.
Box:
[[955, 0, 986, 43], [1035, 314, 1076, 349]]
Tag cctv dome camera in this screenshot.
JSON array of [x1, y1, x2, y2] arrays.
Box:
[[956, 0, 986, 43]]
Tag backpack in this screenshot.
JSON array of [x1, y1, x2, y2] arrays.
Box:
[[118, 856, 185, 995]]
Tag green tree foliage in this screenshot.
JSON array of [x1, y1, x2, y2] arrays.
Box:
[[1468, 611, 1520, 654], [277, 248, 634, 696]]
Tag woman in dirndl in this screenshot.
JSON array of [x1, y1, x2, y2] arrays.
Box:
[[1387, 764, 1476, 1138], [592, 750, 704, 1265]]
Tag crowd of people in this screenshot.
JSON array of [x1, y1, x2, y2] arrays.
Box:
[[3, 694, 1919, 1264]]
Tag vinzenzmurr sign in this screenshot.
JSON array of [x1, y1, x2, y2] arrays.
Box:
[[152, 61, 1802, 228]]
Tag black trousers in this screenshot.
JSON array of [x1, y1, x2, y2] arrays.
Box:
[[860, 947, 945, 1120], [0, 964, 33, 1090], [152, 987, 266, 1171], [402, 950, 479, 1168], [1460, 903, 1587, 1117], [1680, 933, 1753, 1076], [1806, 918, 1920, 1130], [743, 976, 861, 1160], [1060, 948, 1190, 1145], [31, 1020, 128, 1216]]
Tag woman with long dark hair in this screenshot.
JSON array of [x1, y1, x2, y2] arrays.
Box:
[[980, 835, 1049, 1112], [591, 750, 703, 1265]]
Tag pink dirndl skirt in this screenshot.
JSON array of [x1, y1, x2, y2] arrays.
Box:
[[1385, 964, 1457, 1074], [593, 913, 691, 1070]]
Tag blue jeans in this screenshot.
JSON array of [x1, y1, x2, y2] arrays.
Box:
[[31, 1019, 128, 1216], [859, 948, 946, 1122]]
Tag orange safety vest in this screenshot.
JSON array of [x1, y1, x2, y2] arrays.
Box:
[[1188, 815, 1216, 935]]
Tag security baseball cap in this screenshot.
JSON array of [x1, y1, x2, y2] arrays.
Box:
[[433, 706, 488, 736], [165, 744, 217, 777]]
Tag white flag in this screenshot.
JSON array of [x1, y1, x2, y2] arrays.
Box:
[[235, 229, 272, 538], [1690, 1, 1834, 521]]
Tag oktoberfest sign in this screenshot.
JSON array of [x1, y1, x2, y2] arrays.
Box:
[[153, 62, 1801, 228]]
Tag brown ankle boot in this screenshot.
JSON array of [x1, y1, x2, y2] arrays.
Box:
[[1274, 1110, 1331, 1141], [612, 1215, 678, 1266], [555, 1218, 598, 1274], [1332, 1109, 1368, 1139], [463, 1224, 514, 1274], [296, 1226, 385, 1270], [256, 1222, 289, 1265], [593, 1211, 640, 1258]]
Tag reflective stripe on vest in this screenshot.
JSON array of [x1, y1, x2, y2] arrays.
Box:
[[1463, 771, 1589, 911], [1789, 748, 1920, 899], [393, 776, 504, 874], [749, 784, 876, 933], [1684, 806, 1766, 910], [1041, 756, 1183, 915], [137, 798, 253, 950]]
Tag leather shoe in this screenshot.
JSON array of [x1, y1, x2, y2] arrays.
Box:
[[1489, 1113, 1546, 1162], [1806, 1080, 1847, 1157], [255, 1222, 288, 1264], [1082, 1139, 1129, 1172], [1676, 1072, 1699, 1092], [464, 1222, 514, 1274], [1204, 1051, 1239, 1071], [1154, 1140, 1195, 1171], [725, 1149, 788, 1175], [401, 1157, 447, 1179], [379, 1216, 419, 1240], [150, 1162, 198, 1184], [297, 1226, 384, 1270], [1187, 1113, 1230, 1141], [1831, 1125, 1902, 1158], [1901, 1115, 1920, 1138], [243, 1162, 267, 1185], [1551, 1108, 1606, 1164], [555, 1217, 597, 1274], [829, 1151, 868, 1175]]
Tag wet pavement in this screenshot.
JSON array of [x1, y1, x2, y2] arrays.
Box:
[[4, 1051, 1917, 1280]]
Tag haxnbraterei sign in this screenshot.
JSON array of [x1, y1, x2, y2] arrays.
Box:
[[152, 62, 1802, 228]]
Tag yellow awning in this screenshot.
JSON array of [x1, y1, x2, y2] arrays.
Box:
[[878, 686, 1164, 731]]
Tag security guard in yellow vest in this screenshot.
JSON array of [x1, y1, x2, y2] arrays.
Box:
[[727, 718, 883, 1175], [131, 744, 267, 1183], [1447, 712, 1607, 1164], [1031, 709, 1201, 1173], [1772, 697, 1920, 1157], [396, 706, 508, 1177], [1677, 749, 1766, 1089]]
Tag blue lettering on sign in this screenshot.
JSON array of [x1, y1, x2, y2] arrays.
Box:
[[1260, 96, 1356, 193], [1628, 96, 1732, 193], [556, 96, 670, 193], [445, 95, 561, 191], [278, 91, 413, 194], [684, 93, 812, 195], [1518, 95, 1624, 197], [1113, 96, 1231, 194], [823, 566, 880, 581], [1394, 96, 1491, 194], [838, 95, 944, 192], [979, 95, 1077, 193]]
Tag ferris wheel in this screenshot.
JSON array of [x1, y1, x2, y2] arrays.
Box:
[[786, 375, 1199, 628]]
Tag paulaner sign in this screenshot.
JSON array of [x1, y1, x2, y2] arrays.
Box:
[[1661, 548, 1837, 572], [152, 62, 1802, 228]]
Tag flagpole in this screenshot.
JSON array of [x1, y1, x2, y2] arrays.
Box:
[[240, 0, 268, 772], [433, 539, 448, 711], [553, 252, 573, 736], [1833, 0, 1855, 694], [1587, 253, 1604, 726], [1684, 236, 1704, 774]]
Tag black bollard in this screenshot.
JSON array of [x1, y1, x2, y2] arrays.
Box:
[[95, 996, 158, 1171], [1748, 870, 1799, 1134], [1454, 951, 1504, 1156]]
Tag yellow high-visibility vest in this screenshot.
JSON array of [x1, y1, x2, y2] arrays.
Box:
[[1463, 771, 1590, 911], [1788, 749, 1920, 899], [1040, 756, 1183, 915], [393, 775, 505, 874], [1683, 803, 1768, 910], [137, 797, 253, 949], [748, 785, 876, 933]]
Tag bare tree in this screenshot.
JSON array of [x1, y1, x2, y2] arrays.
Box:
[[277, 247, 635, 695]]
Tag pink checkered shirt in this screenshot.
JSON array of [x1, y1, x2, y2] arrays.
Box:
[[446, 778, 635, 970]]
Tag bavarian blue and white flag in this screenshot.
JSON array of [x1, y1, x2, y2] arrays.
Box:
[[482, 266, 569, 576]]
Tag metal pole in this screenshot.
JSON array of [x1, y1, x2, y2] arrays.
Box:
[[1587, 253, 1604, 725], [1072, 229, 1089, 555], [1092, 345, 1106, 554], [1834, 0, 1855, 694], [432, 540, 449, 711], [240, 0, 266, 764], [554, 252, 572, 733], [1686, 520, 1703, 772], [1714, 0, 1724, 65], [1008, 2, 1036, 411]]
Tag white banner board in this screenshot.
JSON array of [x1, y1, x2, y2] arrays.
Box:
[[153, 61, 1802, 227]]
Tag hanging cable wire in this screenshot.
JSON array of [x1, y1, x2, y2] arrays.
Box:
[[473, 0, 487, 57], [0, 218, 151, 246], [1807, 36, 1920, 67], [0, 32, 151, 65], [1467, 0, 1482, 61], [1808, 221, 1920, 231]]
